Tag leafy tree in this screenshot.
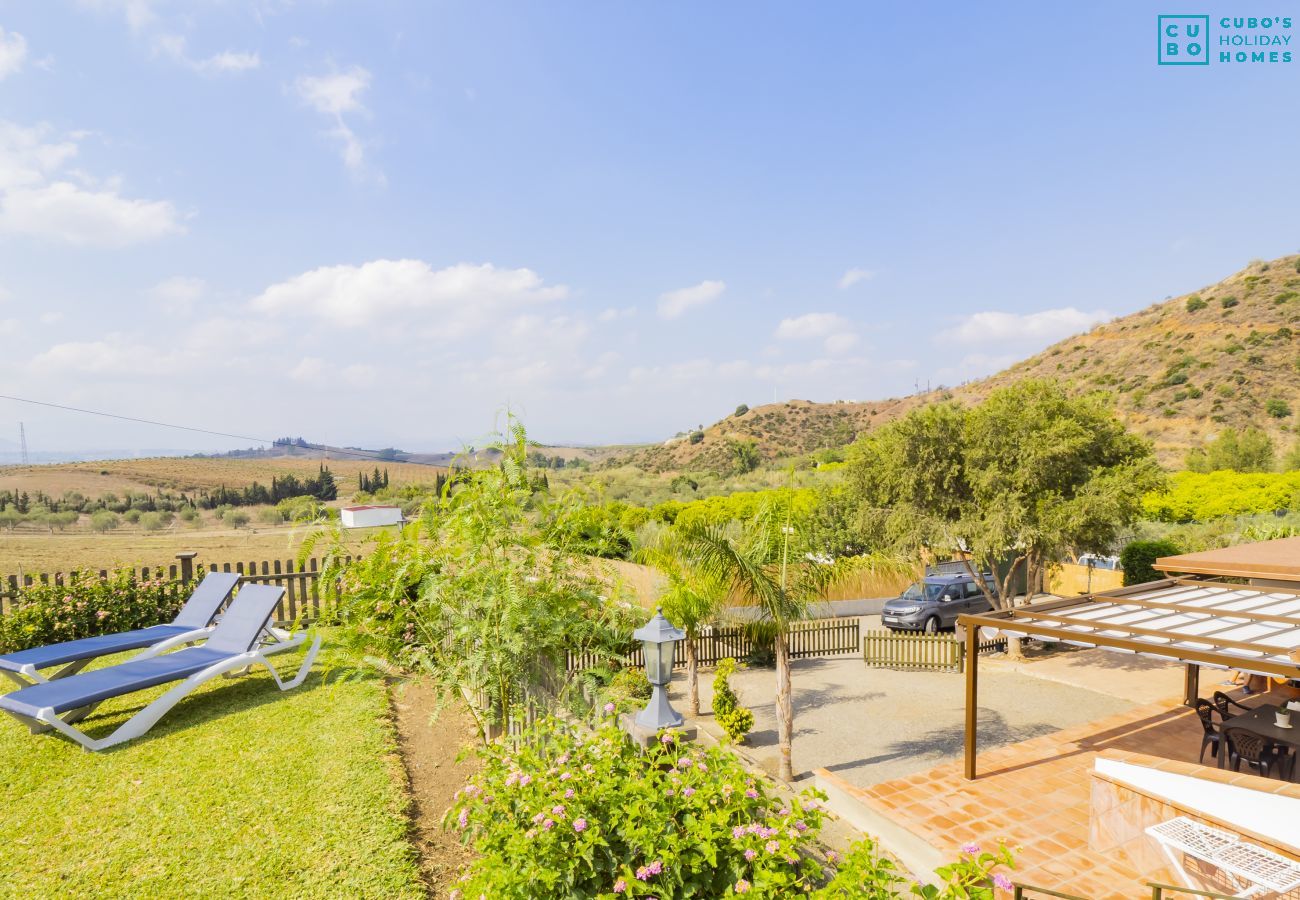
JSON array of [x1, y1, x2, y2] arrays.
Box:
[[846, 380, 1163, 624], [734, 403, 749, 417], [688, 430, 705, 445], [1185, 427, 1276, 473], [634, 525, 729, 715], [89, 510, 120, 533], [729, 438, 760, 474], [1120, 539, 1181, 586], [682, 490, 901, 781], [225, 509, 251, 529], [0, 509, 19, 530]]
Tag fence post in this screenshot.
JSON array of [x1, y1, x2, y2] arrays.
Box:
[[176, 551, 197, 585]]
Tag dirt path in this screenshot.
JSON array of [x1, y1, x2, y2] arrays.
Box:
[[391, 680, 481, 895]]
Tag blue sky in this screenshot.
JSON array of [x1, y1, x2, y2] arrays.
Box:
[[0, 1, 1297, 455]]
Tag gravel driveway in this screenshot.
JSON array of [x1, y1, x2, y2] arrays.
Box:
[[676, 653, 1135, 788]]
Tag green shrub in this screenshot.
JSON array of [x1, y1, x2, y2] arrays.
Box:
[[225, 509, 251, 529], [608, 666, 652, 703], [1220, 296, 1239, 309], [88, 510, 119, 533], [1268, 398, 1293, 418], [257, 506, 286, 525], [1185, 295, 1207, 312], [0, 569, 198, 654], [688, 430, 704, 445], [734, 404, 749, 417], [712, 657, 755, 743], [446, 717, 830, 897], [1120, 540, 1181, 585], [122, 508, 142, 524]]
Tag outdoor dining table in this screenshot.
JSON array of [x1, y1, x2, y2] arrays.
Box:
[[1220, 703, 1300, 779]]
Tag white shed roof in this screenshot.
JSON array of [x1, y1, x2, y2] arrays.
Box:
[[968, 579, 1300, 679]]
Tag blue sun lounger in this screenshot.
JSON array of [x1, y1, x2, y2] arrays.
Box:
[[0, 571, 241, 688], [0, 583, 320, 751]]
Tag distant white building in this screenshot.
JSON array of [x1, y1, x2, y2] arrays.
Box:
[[341, 505, 403, 528]]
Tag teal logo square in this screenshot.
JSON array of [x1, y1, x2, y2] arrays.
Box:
[[1159, 15, 1210, 64]]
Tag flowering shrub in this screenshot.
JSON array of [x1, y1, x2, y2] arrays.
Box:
[[712, 658, 754, 743], [0, 569, 197, 654], [445, 716, 833, 898]]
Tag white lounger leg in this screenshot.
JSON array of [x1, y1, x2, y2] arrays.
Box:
[[32, 633, 322, 752]]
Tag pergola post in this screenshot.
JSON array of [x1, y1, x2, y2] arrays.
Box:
[[1183, 663, 1200, 707], [964, 621, 978, 780]]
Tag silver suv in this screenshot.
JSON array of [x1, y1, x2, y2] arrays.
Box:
[[880, 573, 998, 634]]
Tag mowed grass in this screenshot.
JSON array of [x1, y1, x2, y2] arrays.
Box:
[[0, 637, 426, 899]]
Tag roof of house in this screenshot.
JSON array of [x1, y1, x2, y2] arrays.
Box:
[[342, 505, 401, 512], [1155, 536, 1300, 581]]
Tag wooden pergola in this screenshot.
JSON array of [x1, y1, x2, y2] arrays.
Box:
[[956, 577, 1300, 779]]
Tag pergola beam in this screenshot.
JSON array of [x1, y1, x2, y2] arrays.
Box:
[[1005, 608, 1299, 658]]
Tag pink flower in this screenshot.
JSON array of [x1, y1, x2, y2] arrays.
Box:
[[456, 809, 468, 829], [994, 873, 1014, 891], [745, 789, 758, 799], [636, 866, 650, 881], [613, 880, 627, 893], [678, 756, 692, 768], [543, 819, 555, 830], [573, 818, 588, 832], [961, 842, 980, 855], [826, 850, 838, 863], [552, 804, 566, 817], [732, 826, 746, 839], [519, 774, 532, 786], [683, 787, 695, 797], [564, 788, 574, 799], [560, 772, 572, 781], [557, 754, 570, 765], [735, 879, 751, 893], [765, 840, 779, 854], [604, 702, 616, 713], [532, 813, 545, 824], [744, 848, 757, 861], [660, 732, 674, 744], [525, 828, 537, 839]]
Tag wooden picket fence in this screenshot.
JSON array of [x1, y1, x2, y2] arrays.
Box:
[[566, 616, 862, 675], [862, 628, 1006, 673], [0, 552, 349, 625]]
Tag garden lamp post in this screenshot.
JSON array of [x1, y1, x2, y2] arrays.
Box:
[[633, 607, 686, 730]]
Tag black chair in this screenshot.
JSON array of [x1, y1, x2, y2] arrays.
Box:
[[1212, 690, 1253, 721], [1193, 698, 1222, 766], [1224, 728, 1293, 780]]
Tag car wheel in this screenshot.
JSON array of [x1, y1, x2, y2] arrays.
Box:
[[923, 616, 940, 635]]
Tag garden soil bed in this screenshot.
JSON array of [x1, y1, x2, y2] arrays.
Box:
[[391, 679, 481, 895]]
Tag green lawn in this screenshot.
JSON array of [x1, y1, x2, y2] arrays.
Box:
[[0, 635, 426, 899]]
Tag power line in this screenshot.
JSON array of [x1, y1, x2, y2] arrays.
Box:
[[0, 393, 439, 467]]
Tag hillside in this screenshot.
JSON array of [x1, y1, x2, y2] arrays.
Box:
[[621, 254, 1300, 472]]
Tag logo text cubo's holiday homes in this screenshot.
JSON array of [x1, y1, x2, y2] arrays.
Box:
[[1158, 14, 1293, 65]]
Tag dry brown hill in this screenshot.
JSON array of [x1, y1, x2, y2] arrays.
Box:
[[620, 254, 1300, 472]]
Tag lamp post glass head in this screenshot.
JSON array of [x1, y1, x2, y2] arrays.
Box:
[[631, 607, 686, 730]]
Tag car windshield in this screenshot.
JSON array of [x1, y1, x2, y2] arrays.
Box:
[[900, 582, 946, 602]]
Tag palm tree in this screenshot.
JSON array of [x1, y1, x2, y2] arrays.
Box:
[[685, 495, 904, 781], [634, 525, 728, 716]]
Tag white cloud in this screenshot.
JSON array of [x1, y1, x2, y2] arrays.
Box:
[[38, 312, 64, 326], [824, 333, 860, 355], [295, 67, 371, 116], [657, 280, 724, 320], [294, 66, 380, 180], [0, 122, 182, 246], [774, 312, 849, 340], [838, 267, 875, 290], [290, 356, 326, 382], [597, 306, 636, 322], [341, 363, 377, 387], [78, 0, 158, 31], [938, 307, 1112, 345], [153, 34, 260, 75], [251, 259, 568, 332], [0, 318, 18, 336], [32, 335, 178, 376], [0, 28, 28, 80], [148, 276, 206, 316]]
